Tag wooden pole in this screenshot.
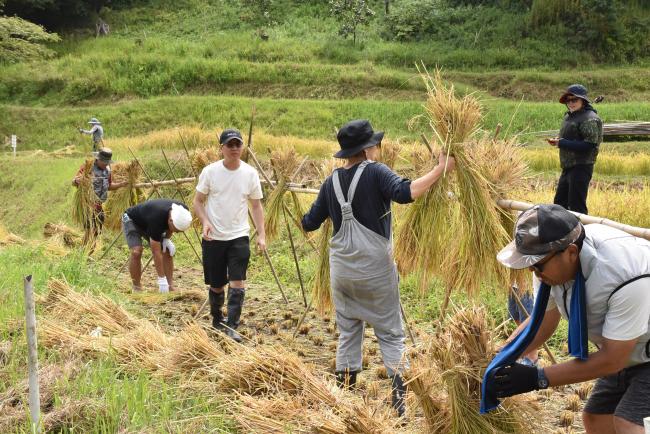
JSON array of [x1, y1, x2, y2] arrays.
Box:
[[248, 211, 289, 304], [283, 205, 308, 307], [400, 302, 416, 346], [23, 275, 41, 433], [497, 199, 650, 241]]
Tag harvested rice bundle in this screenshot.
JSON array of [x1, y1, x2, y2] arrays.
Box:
[[265, 147, 304, 242], [405, 305, 542, 434], [380, 140, 402, 170], [71, 159, 100, 232], [39, 319, 112, 355], [104, 160, 143, 231], [155, 322, 225, 378], [43, 222, 82, 247], [110, 321, 172, 371], [40, 278, 139, 335], [0, 223, 25, 246], [396, 68, 511, 296], [233, 393, 307, 433], [192, 147, 220, 174]]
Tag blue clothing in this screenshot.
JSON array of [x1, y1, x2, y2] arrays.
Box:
[[301, 161, 413, 239], [481, 273, 589, 413], [508, 290, 534, 323], [559, 138, 597, 152]]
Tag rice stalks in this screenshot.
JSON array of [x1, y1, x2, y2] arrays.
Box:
[[0, 223, 25, 246], [380, 140, 402, 170], [265, 147, 303, 242], [43, 222, 82, 247], [71, 159, 100, 234], [104, 160, 143, 231]]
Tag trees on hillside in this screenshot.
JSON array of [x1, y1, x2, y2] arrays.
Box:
[[0, 15, 60, 63], [329, 0, 375, 45]]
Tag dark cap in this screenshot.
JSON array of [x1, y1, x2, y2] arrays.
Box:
[[219, 129, 244, 145], [93, 147, 113, 164], [559, 84, 591, 104], [497, 204, 583, 269], [334, 119, 384, 159]]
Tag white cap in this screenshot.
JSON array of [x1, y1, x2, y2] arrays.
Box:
[[170, 204, 192, 231]]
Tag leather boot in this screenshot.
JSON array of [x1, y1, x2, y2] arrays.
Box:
[[225, 287, 245, 343], [208, 289, 225, 330]]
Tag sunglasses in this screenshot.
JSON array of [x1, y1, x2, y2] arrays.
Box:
[[223, 141, 243, 149], [531, 249, 564, 273], [565, 97, 582, 103]]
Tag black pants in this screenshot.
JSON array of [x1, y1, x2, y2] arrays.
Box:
[[553, 164, 594, 215]]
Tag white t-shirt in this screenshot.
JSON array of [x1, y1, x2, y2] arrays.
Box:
[[196, 160, 263, 241], [545, 224, 650, 366]]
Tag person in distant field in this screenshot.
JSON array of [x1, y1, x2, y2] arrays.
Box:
[[122, 199, 192, 293], [193, 128, 266, 343], [79, 117, 104, 151], [72, 147, 126, 246], [547, 84, 603, 215]]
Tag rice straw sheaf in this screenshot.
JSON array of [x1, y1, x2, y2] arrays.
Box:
[[39, 278, 139, 335], [43, 222, 82, 247], [0, 222, 25, 246], [395, 67, 513, 296], [71, 159, 100, 234], [265, 147, 303, 242], [104, 160, 144, 231], [405, 305, 541, 434], [380, 139, 402, 170], [192, 147, 220, 174]]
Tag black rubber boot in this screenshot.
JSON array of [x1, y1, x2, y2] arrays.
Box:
[[390, 374, 406, 417], [225, 287, 245, 343], [209, 289, 225, 330], [335, 370, 358, 390]]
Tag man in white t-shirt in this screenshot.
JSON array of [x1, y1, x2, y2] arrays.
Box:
[[193, 128, 266, 343], [493, 204, 650, 433]]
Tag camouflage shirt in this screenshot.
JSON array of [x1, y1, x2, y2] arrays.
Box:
[[558, 108, 603, 169]]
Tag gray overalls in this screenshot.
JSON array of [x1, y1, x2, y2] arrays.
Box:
[[330, 161, 407, 376]]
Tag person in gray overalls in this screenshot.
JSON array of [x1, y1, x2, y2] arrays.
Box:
[[302, 119, 455, 417]]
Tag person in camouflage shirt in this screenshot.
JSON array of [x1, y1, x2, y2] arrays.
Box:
[[547, 84, 603, 215]]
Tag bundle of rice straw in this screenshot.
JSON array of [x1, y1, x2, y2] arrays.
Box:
[[0, 223, 25, 246], [104, 160, 143, 231], [380, 140, 402, 170], [471, 134, 531, 292], [71, 159, 100, 233], [264, 147, 304, 242], [395, 67, 511, 297], [39, 278, 139, 335], [309, 158, 342, 316], [192, 147, 220, 174], [43, 222, 82, 247], [405, 305, 541, 434]]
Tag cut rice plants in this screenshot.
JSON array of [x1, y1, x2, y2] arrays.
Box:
[[71, 159, 101, 237], [104, 160, 144, 232], [264, 147, 304, 242]]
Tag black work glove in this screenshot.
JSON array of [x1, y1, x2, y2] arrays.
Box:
[[492, 362, 538, 398]]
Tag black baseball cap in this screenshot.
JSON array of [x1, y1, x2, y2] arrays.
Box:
[[497, 204, 583, 269], [219, 129, 244, 145]]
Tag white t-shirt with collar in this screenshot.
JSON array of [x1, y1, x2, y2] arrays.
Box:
[[196, 160, 263, 241], [546, 224, 650, 366]]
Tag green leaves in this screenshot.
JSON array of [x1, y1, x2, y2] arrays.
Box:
[[0, 16, 60, 63]]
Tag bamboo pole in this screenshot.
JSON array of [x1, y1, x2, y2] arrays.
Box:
[[497, 199, 650, 241], [131, 177, 309, 190], [282, 205, 308, 307], [23, 275, 41, 433]]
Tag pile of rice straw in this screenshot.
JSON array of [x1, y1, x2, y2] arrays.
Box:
[[0, 222, 25, 246], [264, 147, 304, 242], [43, 222, 82, 247], [71, 159, 100, 235]]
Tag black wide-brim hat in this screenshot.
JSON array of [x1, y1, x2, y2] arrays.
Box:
[[334, 119, 384, 158], [559, 84, 591, 104]]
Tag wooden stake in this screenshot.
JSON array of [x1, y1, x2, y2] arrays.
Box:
[[23, 275, 41, 433], [283, 205, 307, 307]]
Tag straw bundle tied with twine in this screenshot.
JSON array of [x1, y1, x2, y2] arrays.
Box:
[[264, 147, 304, 242], [104, 160, 144, 231], [395, 67, 517, 297], [404, 305, 542, 433], [43, 222, 82, 247], [71, 159, 100, 233]]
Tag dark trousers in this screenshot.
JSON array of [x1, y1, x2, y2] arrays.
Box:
[[553, 164, 594, 215]]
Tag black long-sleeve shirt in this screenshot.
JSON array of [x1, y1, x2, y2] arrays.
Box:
[[301, 161, 413, 239]]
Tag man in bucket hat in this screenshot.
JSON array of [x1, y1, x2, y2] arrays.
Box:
[[122, 199, 192, 293], [193, 128, 266, 343], [547, 84, 603, 215], [486, 204, 650, 433], [79, 117, 104, 151], [72, 147, 126, 247], [301, 119, 456, 417]]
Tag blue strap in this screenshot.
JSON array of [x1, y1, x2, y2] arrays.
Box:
[[568, 271, 589, 360]]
